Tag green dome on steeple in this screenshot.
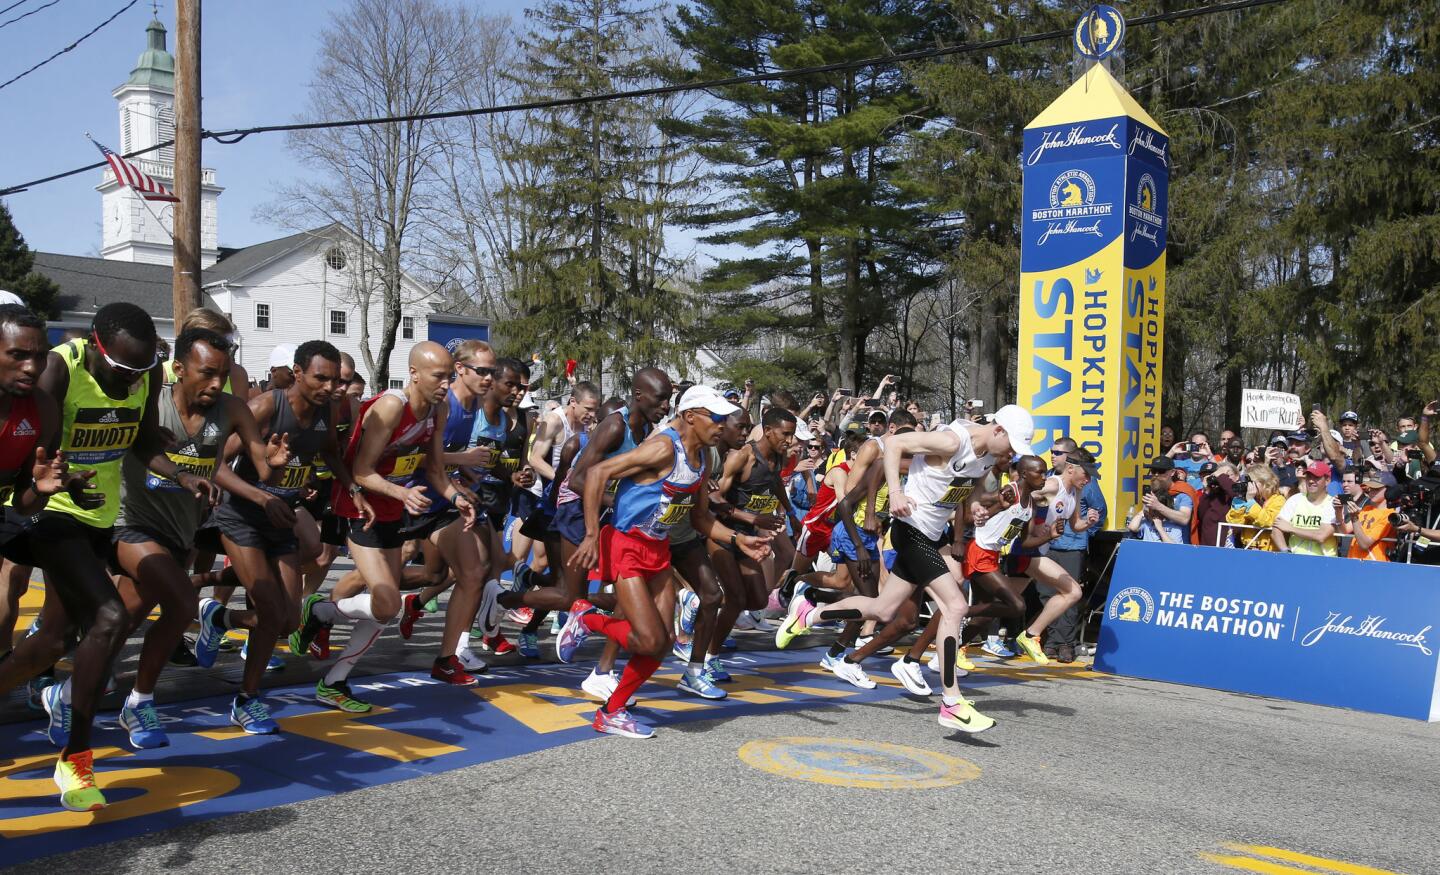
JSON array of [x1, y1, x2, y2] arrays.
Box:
[[125, 18, 174, 90]]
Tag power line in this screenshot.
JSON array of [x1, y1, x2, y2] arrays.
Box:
[[0, 0, 1291, 197], [0, 0, 136, 93], [0, 0, 61, 30], [0, 0, 33, 17]]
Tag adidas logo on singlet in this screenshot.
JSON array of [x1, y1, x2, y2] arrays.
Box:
[[313, 420, 326, 431], [203, 422, 219, 440], [13, 419, 34, 437], [100, 410, 120, 424]]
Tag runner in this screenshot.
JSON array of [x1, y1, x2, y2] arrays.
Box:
[[557, 386, 771, 737], [111, 327, 287, 749], [291, 342, 479, 712], [193, 340, 354, 732], [777, 404, 1039, 733], [24, 303, 216, 810], [700, 406, 759, 678], [299, 351, 360, 598], [713, 406, 795, 630]]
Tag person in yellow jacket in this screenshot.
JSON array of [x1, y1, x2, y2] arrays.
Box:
[[1225, 464, 1286, 550]]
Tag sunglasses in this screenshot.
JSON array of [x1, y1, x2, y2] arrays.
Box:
[[689, 409, 727, 424], [808, 444, 824, 451], [1051, 449, 1068, 457], [92, 331, 158, 378], [461, 364, 496, 378]]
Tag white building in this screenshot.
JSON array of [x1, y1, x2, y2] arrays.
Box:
[[32, 16, 486, 391]]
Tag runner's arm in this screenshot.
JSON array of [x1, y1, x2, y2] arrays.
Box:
[[134, 366, 213, 500], [567, 411, 624, 498], [424, 402, 475, 509], [883, 429, 960, 515], [527, 413, 560, 481], [11, 387, 64, 514]]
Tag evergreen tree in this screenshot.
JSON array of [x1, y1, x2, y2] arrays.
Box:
[[0, 202, 60, 318]]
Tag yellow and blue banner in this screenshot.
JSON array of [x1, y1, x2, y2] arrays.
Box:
[[1017, 60, 1168, 524]]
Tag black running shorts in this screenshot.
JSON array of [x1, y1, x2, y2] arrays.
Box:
[[888, 520, 952, 587]]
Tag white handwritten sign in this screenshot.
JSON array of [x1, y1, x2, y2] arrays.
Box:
[[1242, 388, 1302, 431]]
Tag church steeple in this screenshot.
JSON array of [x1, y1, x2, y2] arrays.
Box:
[[125, 18, 174, 91]]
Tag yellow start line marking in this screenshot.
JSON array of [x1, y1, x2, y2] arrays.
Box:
[[1202, 843, 1407, 875]]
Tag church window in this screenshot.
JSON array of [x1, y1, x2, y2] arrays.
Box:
[[325, 247, 348, 271], [329, 310, 347, 336], [256, 303, 270, 330]]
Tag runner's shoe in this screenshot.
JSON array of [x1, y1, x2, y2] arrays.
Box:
[[289, 592, 329, 661], [240, 638, 284, 672], [890, 660, 932, 696], [957, 645, 977, 672], [746, 610, 776, 632], [926, 652, 969, 679], [938, 698, 995, 734], [518, 630, 541, 659], [672, 640, 692, 663], [582, 668, 619, 703], [732, 611, 757, 631], [457, 647, 489, 673], [1014, 631, 1049, 665], [593, 707, 655, 739], [431, 656, 480, 687], [423, 595, 440, 613], [855, 635, 894, 656], [26, 676, 52, 711], [481, 633, 515, 655], [195, 597, 226, 668], [704, 657, 732, 683], [981, 636, 1015, 659], [676, 588, 699, 637], [555, 599, 596, 663], [775, 595, 816, 649], [316, 680, 372, 713], [230, 696, 280, 734], [474, 579, 505, 639], [678, 669, 727, 700], [821, 652, 876, 689], [169, 637, 199, 667], [119, 700, 169, 749], [398, 593, 424, 640], [506, 607, 534, 625], [41, 683, 70, 748], [309, 626, 331, 660], [54, 750, 106, 812], [776, 568, 800, 606]]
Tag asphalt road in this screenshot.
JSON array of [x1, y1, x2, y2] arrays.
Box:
[[6, 625, 1435, 875]]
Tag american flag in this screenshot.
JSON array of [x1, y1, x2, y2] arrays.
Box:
[[92, 139, 178, 203]]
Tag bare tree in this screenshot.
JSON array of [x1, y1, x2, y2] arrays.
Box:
[[269, 0, 483, 387]]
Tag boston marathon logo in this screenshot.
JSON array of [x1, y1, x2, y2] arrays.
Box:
[[1034, 169, 1113, 246], [1108, 586, 1154, 623], [1150, 591, 1287, 640], [1301, 613, 1433, 656], [1128, 172, 1163, 244], [1025, 122, 1122, 166], [1073, 4, 1125, 61]]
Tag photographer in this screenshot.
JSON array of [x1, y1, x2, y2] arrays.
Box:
[[1337, 411, 1363, 462], [1271, 461, 1339, 557], [1311, 409, 1350, 496], [1194, 461, 1240, 547], [1226, 465, 1287, 551], [1127, 457, 1192, 543], [1338, 473, 1394, 561]]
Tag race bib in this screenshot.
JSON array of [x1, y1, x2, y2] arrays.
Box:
[[937, 477, 975, 510], [745, 494, 779, 514]]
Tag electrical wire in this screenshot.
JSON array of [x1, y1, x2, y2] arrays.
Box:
[[0, 0, 61, 30], [0, 0, 1291, 197], [0, 0, 136, 93]]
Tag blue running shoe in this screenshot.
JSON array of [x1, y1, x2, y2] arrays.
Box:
[[981, 636, 1016, 659], [240, 638, 285, 672], [677, 588, 699, 637], [555, 600, 595, 664], [518, 630, 540, 659], [678, 669, 726, 700], [592, 706, 655, 739], [230, 696, 279, 735], [672, 639, 692, 663], [721, 637, 737, 651], [705, 656, 732, 683], [41, 682, 70, 747], [195, 597, 225, 668], [119, 700, 169, 749]]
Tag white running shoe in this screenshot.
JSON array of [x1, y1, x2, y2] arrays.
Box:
[[457, 647, 488, 673], [821, 652, 876, 689], [745, 611, 776, 632], [580, 668, 635, 706], [927, 652, 969, 679], [732, 612, 757, 631], [890, 659, 932, 696], [855, 635, 894, 656]]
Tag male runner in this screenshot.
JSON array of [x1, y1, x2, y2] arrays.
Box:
[[24, 303, 215, 809], [194, 340, 355, 731], [698, 406, 759, 679], [291, 342, 478, 711], [111, 327, 286, 749], [558, 386, 770, 737], [714, 406, 795, 628], [299, 351, 361, 598], [778, 404, 1039, 732]]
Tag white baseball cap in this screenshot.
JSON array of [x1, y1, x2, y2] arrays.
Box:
[[518, 392, 537, 410], [795, 419, 814, 442], [0, 289, 24, 307], [268, 344, 296, 370], [991, 404, 1037, 457], [676, 385, 740, 416]]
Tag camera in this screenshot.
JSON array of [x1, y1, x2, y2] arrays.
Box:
[[1205, 475, 1221, 490]]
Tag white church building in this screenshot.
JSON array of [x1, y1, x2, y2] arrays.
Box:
[[33, 16, 489, 391]]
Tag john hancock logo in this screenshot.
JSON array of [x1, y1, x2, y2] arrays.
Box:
[[1033, 169, 1112, 246], [1108, 587, 1155, 624]]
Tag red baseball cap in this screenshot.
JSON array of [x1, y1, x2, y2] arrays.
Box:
[[1303, 460, 1332, 479]]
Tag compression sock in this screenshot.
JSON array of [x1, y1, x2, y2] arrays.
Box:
[[523, 610, 549, 635], [324, 619, 383, 686], [687, 660, 705, 677], [606, 654, 660, 712], [580, 612, 633, 646], [828, 642, 846, 658]]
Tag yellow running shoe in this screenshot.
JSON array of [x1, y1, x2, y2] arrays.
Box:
[[54, 750, 106, 812], [1014, 631, 1049, 665], [938, 698, 995, 733], [774, 594, 816, 649], [956, 645, 977, 672]]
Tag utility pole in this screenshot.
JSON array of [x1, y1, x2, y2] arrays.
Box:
[[171, 0, 201, 325]]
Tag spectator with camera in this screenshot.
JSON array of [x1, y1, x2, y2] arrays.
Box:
[[1271, 460, 1339, 557], [1127, 457, 1192, 543], [1168, 432, 1212, 487], [1194, 461, 1240, 547], [1311, 410, 1351, 496], [1226, 464, 1287, 550], [1337, 471, 1394, 561], [1337, 411, 1363, 461]]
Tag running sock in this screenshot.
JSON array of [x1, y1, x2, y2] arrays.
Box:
[[580, 612, 633, 646], [523, 610, 548, 634], [125, 689, 153, 709], [457, 630, 472, 653], [687, 660, 705, 677], [827, 643, 846, 658], [942, 694, 961, 707], [606, 654, 660, 712], [332, 594, 379, 622], [903, 655, 919, 664], [325, 619, 383, 686]]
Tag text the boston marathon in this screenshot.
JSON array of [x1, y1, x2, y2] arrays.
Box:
[[1154, 591, 1286, 641]]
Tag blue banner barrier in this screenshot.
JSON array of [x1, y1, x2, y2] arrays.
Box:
[[1094, 540, 1440, 720]]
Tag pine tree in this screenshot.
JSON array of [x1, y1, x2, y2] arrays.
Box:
[[0, 202, 60, 318]]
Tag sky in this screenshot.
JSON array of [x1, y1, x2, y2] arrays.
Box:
[[1, 0, 533, 255]]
